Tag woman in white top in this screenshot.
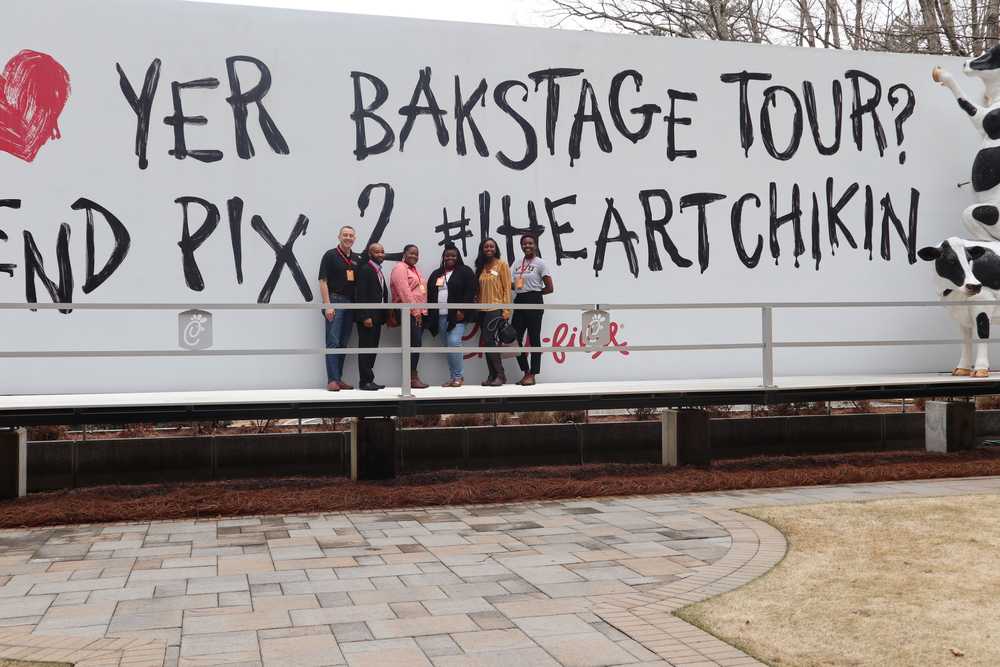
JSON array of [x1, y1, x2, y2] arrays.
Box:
[[511, 234, 554, 386]]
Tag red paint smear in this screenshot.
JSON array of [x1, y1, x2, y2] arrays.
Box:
[[0, 50, 71, 162]]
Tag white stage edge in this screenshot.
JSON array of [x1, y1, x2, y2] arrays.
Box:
[[0, 373, 994, 412]]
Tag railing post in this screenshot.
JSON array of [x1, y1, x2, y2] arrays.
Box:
[[400, 308, 412, 398], [761, 306, 775, 388], [0, 428, 27, 499]]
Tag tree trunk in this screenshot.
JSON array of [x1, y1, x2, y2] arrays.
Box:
[[905, 0, 917, 52], [747, 0, 764, 43], [986, 0, 1000, 49], [919, 0, 944, 53], [854, 0, 864, 49], [937, 0, 965, 54], [827, 0, 842, 47], [972, 0, 982, 55], [708, 0, 732, 40], [799, 0, 818, 46]]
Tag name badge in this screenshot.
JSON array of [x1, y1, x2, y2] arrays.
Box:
[[489, 269, 499, 277], [515, 276, 525, 289], [346, 270, 355, 282], [435, 276, 445, 287]]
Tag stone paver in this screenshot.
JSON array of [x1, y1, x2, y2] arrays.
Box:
[[259, 633, 344, 665], [1, 475, 999, 665]]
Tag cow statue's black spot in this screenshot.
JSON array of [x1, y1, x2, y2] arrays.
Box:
[[978, 311, 992, 338], [973, 205, 1000, 226], [972, 146, 1000, 192], [971, 247, 1000, 289], [984, 109, 1000, 139]]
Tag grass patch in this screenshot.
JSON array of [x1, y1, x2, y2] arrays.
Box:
[[678, 494, 1000, 666]]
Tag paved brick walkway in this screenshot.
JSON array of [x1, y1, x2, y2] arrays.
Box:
[[1, 476, 999, 666]]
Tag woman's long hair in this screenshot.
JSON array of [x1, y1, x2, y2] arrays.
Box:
[[475, 237, 502, 277]]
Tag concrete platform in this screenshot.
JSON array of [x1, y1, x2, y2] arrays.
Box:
[[2, 373, 999, 426]]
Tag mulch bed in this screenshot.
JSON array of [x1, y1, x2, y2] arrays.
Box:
[[3, 449, 1000, 529]]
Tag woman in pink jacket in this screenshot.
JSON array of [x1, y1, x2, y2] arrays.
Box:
[[391, 244, 429, 389]]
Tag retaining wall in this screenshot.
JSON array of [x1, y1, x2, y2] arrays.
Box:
[[24, 411, 1000, 492]]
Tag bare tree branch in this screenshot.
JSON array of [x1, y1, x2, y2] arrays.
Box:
[[544, 0, 993, 55]]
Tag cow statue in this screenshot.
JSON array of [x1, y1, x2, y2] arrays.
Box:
[[918, 237, 1000, 377], [933, 45, 1000, 242]]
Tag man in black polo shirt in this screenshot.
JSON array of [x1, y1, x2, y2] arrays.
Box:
[[318, 226, 360, 391]]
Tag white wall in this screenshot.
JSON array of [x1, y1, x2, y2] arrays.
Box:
[[0, 0, 980, 393]]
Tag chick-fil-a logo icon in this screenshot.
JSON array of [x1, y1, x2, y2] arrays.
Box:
[[462, 320, 630, 363]]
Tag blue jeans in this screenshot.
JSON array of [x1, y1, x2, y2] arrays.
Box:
[[439, 315, 465, 379], [324, 294, 354, 382]]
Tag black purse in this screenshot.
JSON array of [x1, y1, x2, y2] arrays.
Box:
[[485, 315, 518, 346], [497, 322, 518, 345]]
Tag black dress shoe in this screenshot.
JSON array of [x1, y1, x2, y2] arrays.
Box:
[[359, 382, 383, 391]]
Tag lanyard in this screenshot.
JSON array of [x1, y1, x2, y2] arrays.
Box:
[[519, 257, 531, 274], [368, 260, 384, 283], [337, 246, 354, 267]]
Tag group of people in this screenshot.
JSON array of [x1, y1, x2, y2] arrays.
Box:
[[318, 226, 554, 391]]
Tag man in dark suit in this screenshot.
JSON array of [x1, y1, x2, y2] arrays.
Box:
[[355, 242, 389, 390]]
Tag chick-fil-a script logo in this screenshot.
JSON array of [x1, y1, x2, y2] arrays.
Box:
[[461, 320, 629, 363]]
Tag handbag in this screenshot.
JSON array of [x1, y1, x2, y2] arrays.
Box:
[[496, 322, 518, 346], [485, 315, 519, 358]]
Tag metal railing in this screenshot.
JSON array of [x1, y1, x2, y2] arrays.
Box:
[[0, 299, 989, 397]]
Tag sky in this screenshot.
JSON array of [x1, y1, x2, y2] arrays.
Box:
[[182, 0, 554, 28]]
